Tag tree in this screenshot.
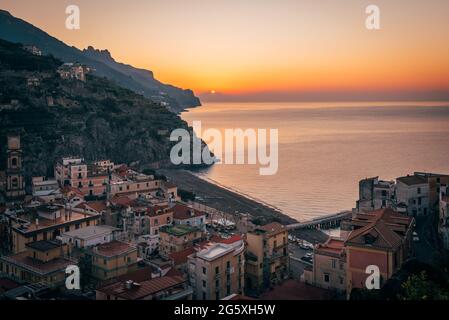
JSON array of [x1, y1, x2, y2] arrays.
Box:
[[400, 271, 449, 300]]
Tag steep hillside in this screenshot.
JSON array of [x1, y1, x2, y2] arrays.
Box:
[[0, 9, 200, 113], [0, 39, 199, 180]]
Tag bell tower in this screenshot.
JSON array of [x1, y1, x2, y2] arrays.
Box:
[[6, 135, 25, 200]]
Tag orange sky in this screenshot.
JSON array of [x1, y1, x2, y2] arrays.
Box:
[[2, 0, 449, 100]]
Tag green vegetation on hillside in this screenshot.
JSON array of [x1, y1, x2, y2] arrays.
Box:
[[0, 39, 198, 179]]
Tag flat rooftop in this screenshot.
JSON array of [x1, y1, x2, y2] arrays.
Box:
[[196, 243, 234, 261], [160, 224, 199, 236], [26, 240, 62, 252], [62, 225, 118, 240], [12, 210, 101, 234]]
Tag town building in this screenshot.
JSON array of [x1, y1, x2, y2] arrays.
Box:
[[308, 238, 346, 293], [344, 208, 414, 297], [414, 172, 449, 214], [31, 176, 61, 202], [9, 204, 101, 254], [5, 135, 26, 201], [96, 271, 191, 300], [172, 203, 206, 230], [159, 224, 205, 257], [60, 225, 120, 249], [188, 235, 245, 300], [54, 157, 109, 198], [356, 177, 395, 212], [438, 185, 449, 250], [23, 45, 42, 56], [396, 174, 429, 217], [108, 167, 162, 199], [57, 63, 87, 82], [86, 240, 137, 281], [245, 222, 289, 295], [0, 240, 75, 289]]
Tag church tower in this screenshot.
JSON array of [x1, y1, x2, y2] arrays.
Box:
[[6, 135, 25, 200]]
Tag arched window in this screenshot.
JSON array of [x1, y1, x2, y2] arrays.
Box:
[[11, 177, 18, 188], [11, 157, 18, 167]]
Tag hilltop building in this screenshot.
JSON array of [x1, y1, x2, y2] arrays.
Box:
[[23, 45, 42, 56], [57, 63, 87, 82]]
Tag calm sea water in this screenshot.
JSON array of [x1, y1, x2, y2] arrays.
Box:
[[181, 102, 449, 222]]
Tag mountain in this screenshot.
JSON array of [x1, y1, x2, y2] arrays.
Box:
[[0, 39, 204, 179], [0, 9, 200, 113]]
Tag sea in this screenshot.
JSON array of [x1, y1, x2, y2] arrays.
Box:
[[181, 101, 449, 222]]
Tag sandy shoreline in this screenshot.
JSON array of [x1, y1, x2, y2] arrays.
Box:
[[158, 169, 329, 244]]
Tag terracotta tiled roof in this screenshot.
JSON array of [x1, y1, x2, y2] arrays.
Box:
[[93, 241, 136, 257], [146, 205, 172, 217], [315, 238, 345, 257], [212, 234, 243, 244], [172, 204, 206, 220], [110, 196, 134, 207], [86, 201, 108, 212], [97, 275, 186, 300], [345, 208, 413, 250], [169, 247, 196, 266], [257, 222, 287, 236]]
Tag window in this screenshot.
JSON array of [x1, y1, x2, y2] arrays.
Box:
[[65, 226, 70, 232], [104, 259, 107, 265], [324, 273, 330, 283], [202, 292, 206, 300], [202, 280, 206, 288], [226, 261, 231, 269], [339, 277, 344, 285], [417, 187, 421, 194], [202, 267, 207, 275], [332, 259, 336, 269], [215, 266, 219, 274]]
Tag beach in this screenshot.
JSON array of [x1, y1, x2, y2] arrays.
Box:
[[158, 169, 330, 244]]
